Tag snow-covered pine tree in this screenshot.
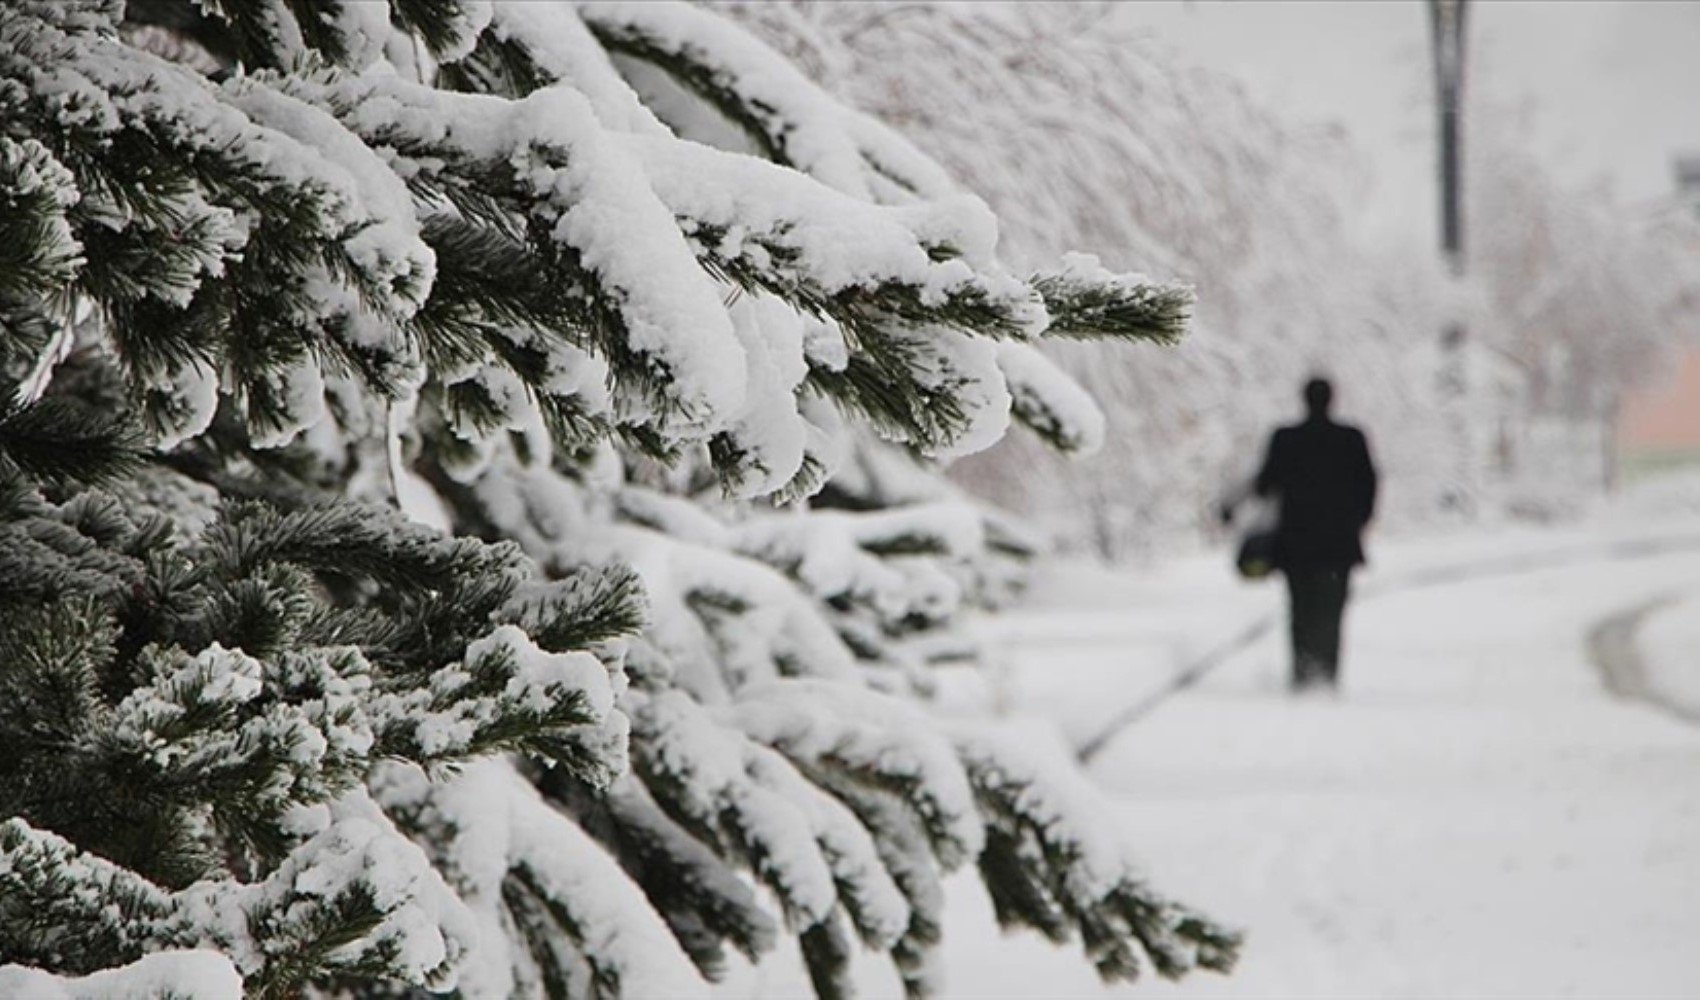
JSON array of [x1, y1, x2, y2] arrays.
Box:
[[0, 2, 1238, 997]]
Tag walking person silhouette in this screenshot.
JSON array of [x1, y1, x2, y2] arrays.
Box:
[[1229, 377, 1378, 691]]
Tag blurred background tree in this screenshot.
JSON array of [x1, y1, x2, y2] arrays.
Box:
[[729, 0, 1700, 558]]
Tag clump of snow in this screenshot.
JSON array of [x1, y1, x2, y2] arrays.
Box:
[[223, 77, 436, 320], [473, 624, 616, 719], [997, 341, 1106, 455], [718, 295, 811, 497], [1046, 251, 1150, 293], [735, 502, 982, 624], [631, 688, 841, 926], [384, 394, 453, 532], [615, 485, 732, 549], [460, 85, 749, 433], [618, 525, 859, 693], [177, 791, 477, 988], [954, 721, 1139, 902], [1638, 591, 1700, 717], [484, 3, 672, 137], [246, 354, 327, 450], [362, 622, 628, 783], [891, 325, 1011, 460], [800, 316, 849, 373], [742, 744, 911, 948], [376, 759, 706, 998], [580, 1, 959, 203], [112, 644, 264, 748], [731, 679, 985, 867], [628, 135, 1033, 327], [149, 360, 221, 450], [0, 951, 243, 1000], [301, 68, 750, 436]]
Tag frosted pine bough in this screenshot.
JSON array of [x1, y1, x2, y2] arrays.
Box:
[[0, 1, 1235, 997]]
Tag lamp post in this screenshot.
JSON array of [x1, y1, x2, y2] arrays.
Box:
[[1429, 0, 1472, 510], [1430, 0, 1468, 279]]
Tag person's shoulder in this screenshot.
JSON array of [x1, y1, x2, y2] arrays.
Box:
[[1334, 423, 1371, 456], [1323, 419, 1365, 439]]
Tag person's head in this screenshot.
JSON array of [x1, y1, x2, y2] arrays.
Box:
[[1303, 376, 1333, 419]]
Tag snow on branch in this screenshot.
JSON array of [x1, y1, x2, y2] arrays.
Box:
[[580, 0, 957, 203], [955, 725, 1242, 983], [376, 758, 706, 998], [0, 950, 242, 1000], [466, 3, 672, 136], [627, 133, 1044, 341], [732, 679, 985, 870], [1032, 253, 1194, 345], [272, 66, 749, 438], [541, 769, 781, 981], [0, 803, 476, 996], [582, 2, 1193, 350], [997, 342, 1108, 456]]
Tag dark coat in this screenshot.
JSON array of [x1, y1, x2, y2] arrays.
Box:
[[1254, 417, 1378, 570]]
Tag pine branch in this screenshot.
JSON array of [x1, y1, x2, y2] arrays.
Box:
[[1032, 260, 1194, 345], [497, 565, 648, 653], [0, 395, 143, 487], [799, 912, 855, 1000], [956, 730, 1245, 984], [805, 765, 947, 999], [191, 0, 356, 71], [0, 137, 83, 307], [540, 770, 780, 980], [390, 0, 490, 62], [0, 7, 1241, 998], [0, 818, 182, 974], [807, 327, 972, 453]]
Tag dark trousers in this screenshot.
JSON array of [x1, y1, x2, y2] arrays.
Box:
[[1284, 568, 1350, 689]]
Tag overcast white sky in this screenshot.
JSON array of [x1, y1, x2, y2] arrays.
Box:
[[1118, 0, 1700, 244]]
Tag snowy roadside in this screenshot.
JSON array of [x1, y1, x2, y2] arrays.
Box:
[[1639, 593, 1700, 719], [929, 501, 1700, 998], [724, 498, 1700, 999], [971, 500, 1700, 754]]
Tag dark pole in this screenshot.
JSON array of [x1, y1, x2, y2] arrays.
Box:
[[1429, 0, 1471, 509], [1430, 0, 1467, 281]]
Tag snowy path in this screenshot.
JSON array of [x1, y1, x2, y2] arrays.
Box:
[[935, 522, 1700, 998], [1637, 593, 1700, 720]]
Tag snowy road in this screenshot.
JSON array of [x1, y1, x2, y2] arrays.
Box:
[[937, 521, 1700, 998]]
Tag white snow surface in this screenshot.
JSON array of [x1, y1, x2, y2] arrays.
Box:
[[995, 340, 1106, 455], [578, 0, 960, 203], [720, 294, 812, 497], [1639, 591, 1700, 719], [486, 3, 671, 138], [725, 500, 1700, 998], [385, 758, 705, 999], [150, 359, 220, 451], [221, 77, 435, 319], [626, 134, 1029, 318], [929, 506, 1700, 999], [0, 951, 243, 1000], [246, 354, 327, 450]]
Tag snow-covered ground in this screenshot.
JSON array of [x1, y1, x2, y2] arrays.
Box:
[[932, 500, 1700, 998], [1641, 593, 1700, 720]]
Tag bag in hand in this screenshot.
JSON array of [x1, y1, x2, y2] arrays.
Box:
[[1235, 528, 1279, 580]]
